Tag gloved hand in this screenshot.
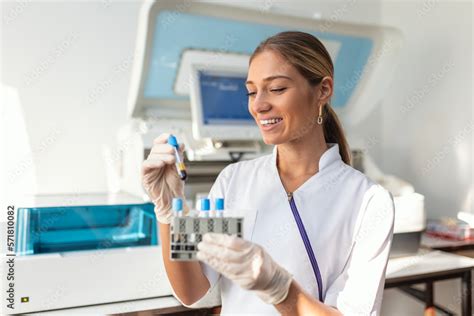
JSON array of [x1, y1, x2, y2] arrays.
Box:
[[142, 133, 187, 224], [196, 233, 293, 305]]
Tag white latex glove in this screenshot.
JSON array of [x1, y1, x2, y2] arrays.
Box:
[[196, 233, 293, 305], [142, 133, 188, 224]]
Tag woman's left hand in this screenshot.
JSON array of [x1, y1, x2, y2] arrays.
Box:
[[196, 233, 293, 305]]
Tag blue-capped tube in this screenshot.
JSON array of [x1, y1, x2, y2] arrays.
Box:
[[215, 198, 224, 217], [172, 197, 183, 217], [167, 135, 187, 181], [200, 198, 210, 218]]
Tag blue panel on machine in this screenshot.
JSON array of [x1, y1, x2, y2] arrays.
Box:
[[15, 203, 158, 255], [144, 10, 373, 108]]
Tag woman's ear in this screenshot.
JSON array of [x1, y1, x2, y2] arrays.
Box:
[[319, 76, 333, 102]]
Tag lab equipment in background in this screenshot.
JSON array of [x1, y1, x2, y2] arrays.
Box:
[[128, 1, 401, 126], [1, 193, 172, 315], [168, 134, 187, 181], [390, 191, 426, 257], [170, 197, 243, 261], [175, 50, 266, 161], [187, 63, 263, 160], [426, 218, 473, 241]]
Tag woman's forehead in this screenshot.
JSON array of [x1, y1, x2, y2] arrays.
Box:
[[247, 51, 297, 83]]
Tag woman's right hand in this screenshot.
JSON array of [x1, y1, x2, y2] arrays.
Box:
[[142, 133, 186, 224]]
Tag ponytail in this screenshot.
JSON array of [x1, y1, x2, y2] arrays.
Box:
[[323, 105, 351, 165]]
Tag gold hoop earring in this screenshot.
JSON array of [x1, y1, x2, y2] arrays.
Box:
[[317, 106, 323, 125]]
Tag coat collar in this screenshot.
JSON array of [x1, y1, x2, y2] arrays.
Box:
[[271, 143, 341, 174]]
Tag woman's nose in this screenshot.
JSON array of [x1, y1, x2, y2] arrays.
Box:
[[251, 92, 271, 113]]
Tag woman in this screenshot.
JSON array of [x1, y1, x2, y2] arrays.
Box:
[[142, 31, 394, 315]]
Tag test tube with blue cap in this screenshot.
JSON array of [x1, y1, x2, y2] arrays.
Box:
[[215, 198, 225, 217], [167, 135, 187, 181], [172, 197, 183, 217], [200, 198, 210, 218]]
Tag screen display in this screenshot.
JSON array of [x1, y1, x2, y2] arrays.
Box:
[[199, 71, 255, 125]]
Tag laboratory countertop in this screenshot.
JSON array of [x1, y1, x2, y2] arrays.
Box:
[[386, 250, 474, 284]]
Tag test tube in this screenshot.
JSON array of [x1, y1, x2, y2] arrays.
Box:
[[215, 198, 224, 217], [200, 198, 210, 218], [172, 197, 183, 217], [167, 135, 187, 181]]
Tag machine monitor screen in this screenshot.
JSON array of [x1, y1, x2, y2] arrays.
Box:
[[190, 66, 261, 140], [199, 70, 253, 126]]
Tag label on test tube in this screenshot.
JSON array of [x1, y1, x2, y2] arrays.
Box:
[[172, 198, 183, 217], [215, 198, 224, 217], [200, 198, 210, 218]]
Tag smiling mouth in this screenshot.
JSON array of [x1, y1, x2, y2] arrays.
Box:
[[259, 118, 283, 127]]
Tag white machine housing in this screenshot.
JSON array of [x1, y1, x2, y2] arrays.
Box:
[[0, 193, 172, 315]]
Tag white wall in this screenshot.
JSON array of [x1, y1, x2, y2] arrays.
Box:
[[1, 0, 142, 194], [1, 0, 472, 315], [379, 1, 473, 220]]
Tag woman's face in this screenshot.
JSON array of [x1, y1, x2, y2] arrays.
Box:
[[246, 50, 324, 145]]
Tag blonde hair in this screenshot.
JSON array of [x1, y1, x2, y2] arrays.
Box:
[[250, 31, 351, 165]]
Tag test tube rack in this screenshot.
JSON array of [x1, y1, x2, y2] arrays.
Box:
[[170, 216, 243, 261]]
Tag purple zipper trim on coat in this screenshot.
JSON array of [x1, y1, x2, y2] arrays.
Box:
[[289, 196, 324, 302]]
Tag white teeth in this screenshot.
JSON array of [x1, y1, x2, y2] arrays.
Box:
[[260, 118, 282, 125]]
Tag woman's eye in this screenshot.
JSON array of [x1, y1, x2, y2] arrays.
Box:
[[270, 87, 287, 94], [246, 91, 256, 97]]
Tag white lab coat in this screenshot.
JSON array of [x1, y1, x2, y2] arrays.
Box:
[[179, 143, 395, 315]]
